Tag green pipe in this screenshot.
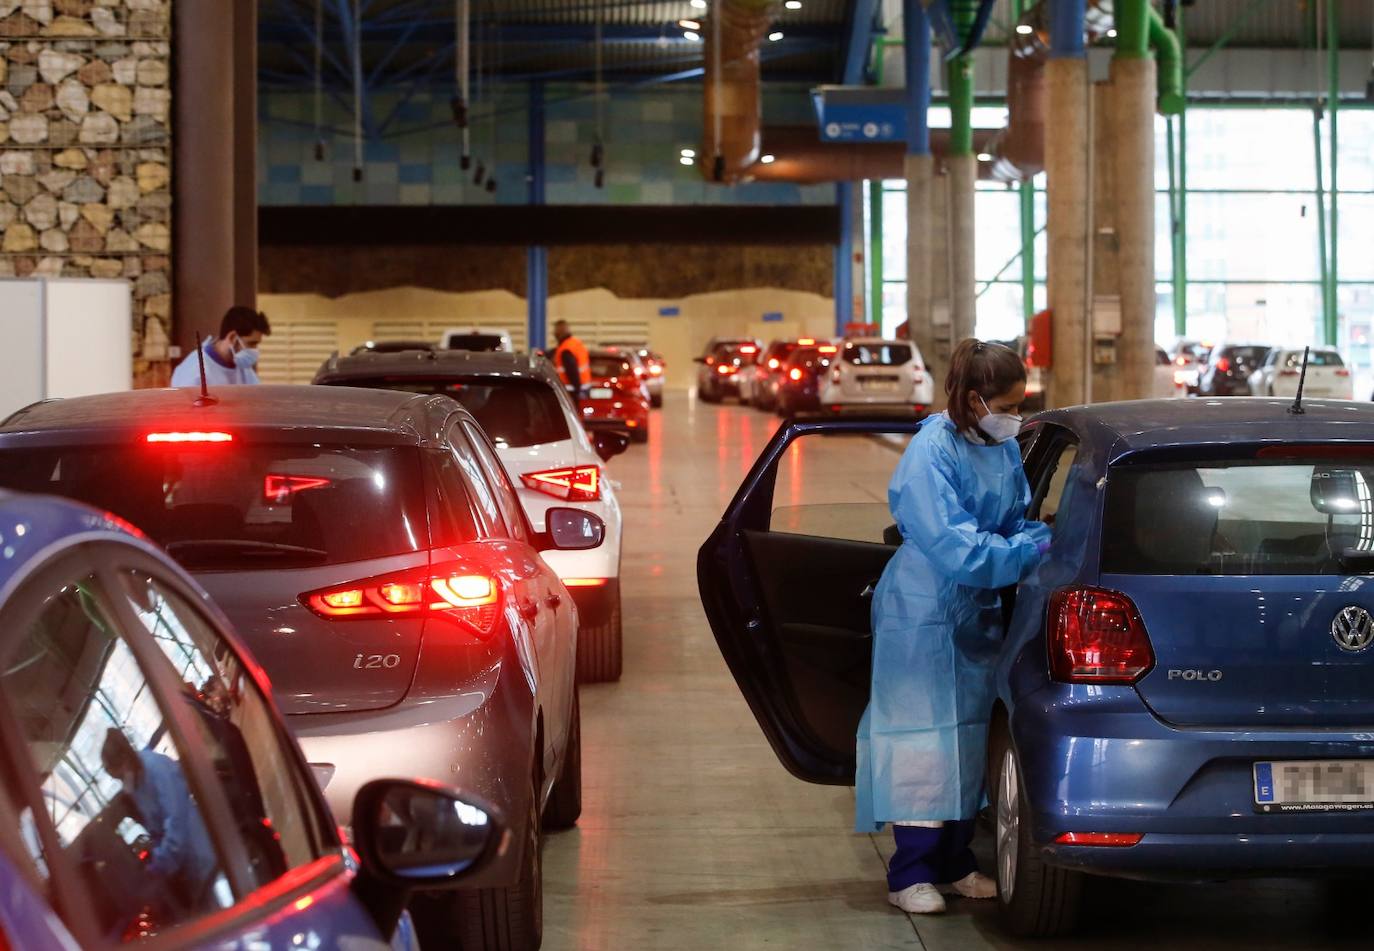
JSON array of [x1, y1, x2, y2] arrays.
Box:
[[1114, 0, 1152, 57], [1147, 8, 1186, 115], [947, 0, 978, 157], [1326, 0, 1339, 346], [1020, 182, 1035, 323]]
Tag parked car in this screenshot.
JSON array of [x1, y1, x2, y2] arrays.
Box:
[[1168, 339, 1212, 394], [0, 385, 592, 951], [774, 343, 838, 417], [0, 490, 504, 949], [1197, 343, 1273, 397], [700, 398, 1374, 938], [442, 327, 514, 353], [739, 338, 813, 412], [1249, 346, 1353, 400], [583, 348, 651, 443], [1152, 345, 1182, 398], [601, 341, 665, 407], [313, 350, 629, 683], [696, 338, 762, 403], [819, 337, 933, 416]]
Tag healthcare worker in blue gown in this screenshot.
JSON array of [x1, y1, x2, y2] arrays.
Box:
[[857, 338, 1051, 916]]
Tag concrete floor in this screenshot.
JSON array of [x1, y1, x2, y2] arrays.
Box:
[[542, 392, 1369, 951]]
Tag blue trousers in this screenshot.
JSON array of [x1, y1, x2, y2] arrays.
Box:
[[886, 821, 978, 892]]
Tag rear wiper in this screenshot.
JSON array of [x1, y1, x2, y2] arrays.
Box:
[[1337, 548, 1374, 573], [165, 540, 328, 564]]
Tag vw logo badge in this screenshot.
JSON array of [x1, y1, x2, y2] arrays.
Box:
[[1332, 606, 1374, 652]]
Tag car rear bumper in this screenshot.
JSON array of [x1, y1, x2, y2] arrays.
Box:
[[291, 658, 535, 889], [1012, 684, 1374, 879], [820, 401, 926, 416]]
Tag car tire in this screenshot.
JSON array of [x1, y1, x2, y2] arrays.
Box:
[[699, 382, 718, 403], [543, 690, 582, 830], [631, 426, 649, 444], [989, 723, 1083, 938], [414, 775, 543, 951], [576, 588, 622, 683], [650, 393, 662, 408]]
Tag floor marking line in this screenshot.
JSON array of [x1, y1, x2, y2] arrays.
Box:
[[867, 832, 929, 949]]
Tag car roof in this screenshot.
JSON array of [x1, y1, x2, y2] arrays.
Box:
[[0, 384, 456, 448], [1040, 397, 1374, 459], [315, 348, 557, 386]]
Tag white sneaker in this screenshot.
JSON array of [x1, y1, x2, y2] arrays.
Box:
[[887, 883, 947, 914], [938, 871, 997, 899]]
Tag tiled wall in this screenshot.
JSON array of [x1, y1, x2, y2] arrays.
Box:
[[258, 82, 834, 207]]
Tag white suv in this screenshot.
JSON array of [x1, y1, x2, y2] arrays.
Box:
[[819, 337, 934, 416]]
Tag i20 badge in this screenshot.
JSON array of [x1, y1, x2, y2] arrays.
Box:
[[1331, 606, 1374, 652]]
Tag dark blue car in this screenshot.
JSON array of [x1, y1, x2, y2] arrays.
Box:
[[0, 491, 504, 948], [699, 398, 1374, 937]]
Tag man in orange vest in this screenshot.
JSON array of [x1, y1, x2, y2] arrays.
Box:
[[552, 320, 591, 400]]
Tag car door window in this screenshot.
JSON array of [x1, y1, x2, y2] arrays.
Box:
[[462, 420, 530, 543], [0, 571, 234, 942], [1029, 432, 1080, 527], [115, 571, 327, 889], [446, 423, 507, 537], [770, 431, 900, 544]]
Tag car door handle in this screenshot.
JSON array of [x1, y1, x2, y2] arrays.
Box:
[[546, 593, 562, 608]]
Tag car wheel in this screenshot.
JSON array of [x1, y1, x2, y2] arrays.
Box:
[[990, 724, 1083, 938], [576, 588, 622, 683], [414, 775, 543, 951], [650, 393, 662, 408], [631, 426, 649, 444], [543, 689, 582, 830], [699, 382, 718, 403]]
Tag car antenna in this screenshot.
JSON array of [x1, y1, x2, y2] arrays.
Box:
[[1287, 345, 1311, 416], [193, 333, 219, 408]]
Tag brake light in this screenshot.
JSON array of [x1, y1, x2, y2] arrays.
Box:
[[818, 345, 838, 354], [649, 364, 663, 376], [563, 578, 609, 587], [788, 368, 803, 382], [767, 358, 780, 370], [716, 364, 730, 375], [1055, 832, 1142, 847], [1336, 368, 1351, 377], [146, 431, 232, 444], [302, 565, 500, 635], [264, 474, 332, 503], [739, 345, 758, 354], [797, 338, 815, 345], [1048, 587, 1154, 683], [1216, 356, 1231, 373], [521, 465, 601, 502], [1279, 369, 1300, 377]]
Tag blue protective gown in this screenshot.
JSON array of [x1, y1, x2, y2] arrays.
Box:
[[856, 413, 1049, 830]]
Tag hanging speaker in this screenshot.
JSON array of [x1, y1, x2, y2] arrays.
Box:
[[314, 139, 326, 161], [474, 162, 486, 185], [594, 168, 605, 189], [461, 152, 472, 170], [486, 178, 497, 193], [451, 95, 469, 128], [591, 142, 604, 167], [352, 167, 363, 182]]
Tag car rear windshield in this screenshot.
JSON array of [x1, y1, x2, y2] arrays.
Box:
[[845, 343, 911, 366], [1219, 346, 1268, 368], [333, 377, 570, 448], [1102, 459, 1374, 575], [713, 344, 757, 364], [0, 444, 428, 570], [445, 334, 505, 351], [590, 356, 634, 378], [1284, 350, 1344, 368]]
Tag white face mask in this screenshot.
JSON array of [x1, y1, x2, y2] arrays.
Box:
[[977, 395, 1022, 443]]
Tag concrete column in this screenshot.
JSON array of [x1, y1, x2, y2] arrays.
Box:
[[947, 153, 977, 345], [1112, 57, 1157, 401], [1045, 56, 1091, 408], [906, 154, 940, 392], [173, 0, 256, 351]]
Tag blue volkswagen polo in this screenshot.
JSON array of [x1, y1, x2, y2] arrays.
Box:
[[0, 490, 505, 949], [699, 398, 1374, 937]]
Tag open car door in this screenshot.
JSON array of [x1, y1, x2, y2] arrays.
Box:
[[697, 417, 924, 785]]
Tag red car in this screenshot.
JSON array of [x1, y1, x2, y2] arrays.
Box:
[[580, 348, 651, 443]]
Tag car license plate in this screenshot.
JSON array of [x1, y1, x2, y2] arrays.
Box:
[[1253, 760, 1374, 813], [587, 387, 614, 400], [859, 378, 897, 392]]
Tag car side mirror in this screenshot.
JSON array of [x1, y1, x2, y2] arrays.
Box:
[[590, 429, 630, 461], [542, 506, 605, 551], [693, 356, 707, 364], [350, 779, 504, 934]]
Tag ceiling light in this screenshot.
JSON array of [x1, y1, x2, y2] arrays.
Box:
[[760, 154, 776, 164], [977, 152, 993, 161], [678, 18, 700, 29], [768, 30, 784, 41], [680, 155, 695, 166], [680, 147, 696, 158], [1015, 23, 1033, 35], [785, 0, 803, 8], [690, 0, 707, 7], [683, 29, 701, 41]]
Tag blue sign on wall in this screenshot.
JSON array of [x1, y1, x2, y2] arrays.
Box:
[[658, 306, 680, 317], [762, 312, 784, 323], [811, 86, 907, 143]]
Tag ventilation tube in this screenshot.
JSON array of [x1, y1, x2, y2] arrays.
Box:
[[700, 0, 773, 184]]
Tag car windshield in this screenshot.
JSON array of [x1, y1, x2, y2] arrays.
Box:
[[844, 343, 911, 366], [446, 333, 505, 352], [1102, 458, 1374, 575], [334, 377, 571, 448], [0, 444, 428, 570], [591, 356, 634, 378]]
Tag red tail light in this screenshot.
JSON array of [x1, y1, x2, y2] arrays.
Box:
[[818, 345, 838, 354], [788, 367, 803, 382], [797, 338, 816, 345], [1048, 587, 1154, 683], [649, 364, 663, 376], [563, 578, 608, 587], [739, 345, 758, 355], [302, 564, 501, 635], [1279, 369, 1300, 377], [1336, 368, 1351, 377], [767, 358, 780, 370], [146, 431, 232, 444], [1216, 357, 1231, 373], [1055, 832, 1142, 847], [521, 465, 600, 502]]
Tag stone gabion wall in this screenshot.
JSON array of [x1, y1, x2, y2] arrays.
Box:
[[0, 0, 172, 368]]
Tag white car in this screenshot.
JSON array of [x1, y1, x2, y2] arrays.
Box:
[[1248, 346, 1353, 400], [1153, 345, 1183, 398], [441, 326, 514, 352], [818, 337, 935, 415], [313, 349, 628, 683]]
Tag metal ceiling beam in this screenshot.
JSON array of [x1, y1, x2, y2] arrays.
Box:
[[841, 0, 882, 84]]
